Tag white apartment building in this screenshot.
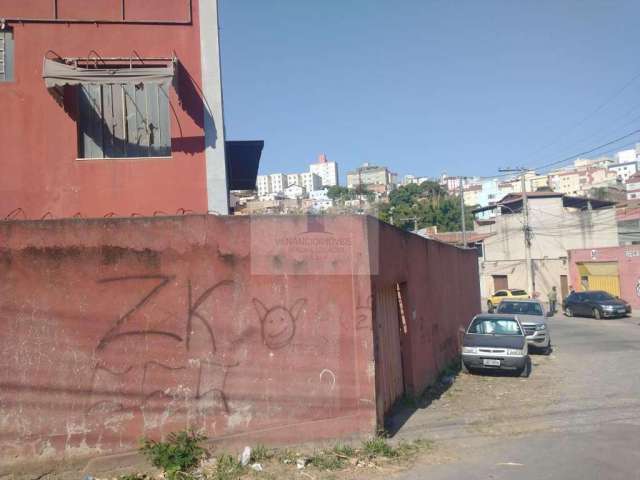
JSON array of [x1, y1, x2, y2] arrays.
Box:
[[288, 172, 322, 193], [309, 153, 339, 187], [256, 175, 271, 197], [609, 161, 638, 183], [270, 173, 287, 194], [616, 148, 638, 163]]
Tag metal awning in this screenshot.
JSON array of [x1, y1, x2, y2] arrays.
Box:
[[42, 57, 175, 89], [226, 140, 264, 190]]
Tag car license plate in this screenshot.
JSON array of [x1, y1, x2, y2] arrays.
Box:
[[483, 359, 501, 367]]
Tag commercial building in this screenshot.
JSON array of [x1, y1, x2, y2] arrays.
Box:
[[473, 192, 618, 304], [0, 0, 262, 218], [568, 245, 640, 308]]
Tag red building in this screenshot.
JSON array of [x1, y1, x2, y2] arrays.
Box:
[[0, 0, 259, 218], [569, 246, 640, 308]]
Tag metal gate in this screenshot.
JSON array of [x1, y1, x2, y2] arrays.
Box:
[[577, 262, 621, 297], [374, 285, 404, 416]]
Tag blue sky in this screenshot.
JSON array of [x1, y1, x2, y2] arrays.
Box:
[[219, 0, 640, 182]]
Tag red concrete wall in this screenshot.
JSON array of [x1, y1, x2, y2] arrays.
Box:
[[0, 215, 481, 473], [569, 246, 640, 308], [370, 220, 481, 397], [0, 0, 208, 219], [0, 215, 377, 471]]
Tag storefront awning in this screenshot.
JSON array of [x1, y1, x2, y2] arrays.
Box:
[[42, 57, 175, 89]]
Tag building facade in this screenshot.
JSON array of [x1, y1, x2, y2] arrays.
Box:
[[474, 192, 618, 304], [568, 245, 640, 308], [309, 153, 339, 187], [347, 163, 396, 191], [609, 161, 638, 183], [0, 0, 239, 217]]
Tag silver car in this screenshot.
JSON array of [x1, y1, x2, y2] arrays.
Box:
[[496, 299, 551, 354]]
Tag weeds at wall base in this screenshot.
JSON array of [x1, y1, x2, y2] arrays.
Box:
[[119, 430, 434, 480]]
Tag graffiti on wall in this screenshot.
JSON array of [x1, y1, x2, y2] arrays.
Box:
[[84, 273, 311, 442], [252, 298, 306, 349]]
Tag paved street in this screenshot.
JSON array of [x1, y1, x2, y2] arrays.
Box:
[[392, 314, 640, 480]]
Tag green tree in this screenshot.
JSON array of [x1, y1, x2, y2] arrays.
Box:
[[378, 183, 475, 232]]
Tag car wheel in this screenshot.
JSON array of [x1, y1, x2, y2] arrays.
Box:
[[543, 342, 552, 355], [487, 301, 494, 313], [519, 358, 531, 378], [564, 306, 573, 317], [593, 308, 602, 320]]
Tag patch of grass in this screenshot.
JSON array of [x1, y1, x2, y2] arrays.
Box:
[[275, 448, 299, 464], [139, 430, 207, 480], [119, 475, 149, 480], [308, 450, 345, 471], [212, 453, 246, 480], [250, 444, 273, 463], [362, 437, 399, 458], [332, 443, 356, 458]]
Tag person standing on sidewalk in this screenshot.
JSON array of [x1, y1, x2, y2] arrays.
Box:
[[548, 286, 558, 316]]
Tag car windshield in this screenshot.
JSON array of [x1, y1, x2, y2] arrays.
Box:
[[468, 317, 523, 335], [589, 291, 615, 301], [497, 301, 543, 316], [510, 289, 527, 296]]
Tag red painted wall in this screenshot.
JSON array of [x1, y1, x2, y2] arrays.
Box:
[[0, 0, 208, 219], [371, 220, 481, 397], [0, 215, 377, 472], [569, 246, 640, 308], [0, 215, 481, 473]]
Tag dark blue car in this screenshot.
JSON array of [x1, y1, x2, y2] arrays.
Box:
[[562, 290, 631, 319]]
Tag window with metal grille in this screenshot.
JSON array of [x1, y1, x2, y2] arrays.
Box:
[[0, 28, 15, 82], [77, 83, 171, 159]]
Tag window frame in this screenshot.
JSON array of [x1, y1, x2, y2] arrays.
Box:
[[76, 82, 172, 160], [0, 27, 15, 83]]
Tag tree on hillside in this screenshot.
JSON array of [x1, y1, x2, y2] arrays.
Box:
[[327, 185, 375, 204], [378, 181, 475, 232]]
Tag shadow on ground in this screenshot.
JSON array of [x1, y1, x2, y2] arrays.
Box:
[[385, 349, 550, 437], [384, 362, 461, 437]]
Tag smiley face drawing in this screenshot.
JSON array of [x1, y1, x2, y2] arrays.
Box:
[[252, 298, 307, 349]]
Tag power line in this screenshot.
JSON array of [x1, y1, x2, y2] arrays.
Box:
[[533, 127, 640, 172], [518, 67, 640, 165]]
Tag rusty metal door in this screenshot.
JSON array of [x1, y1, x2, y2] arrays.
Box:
[[374, 285, 404, 416], [560, 275, 568, 300], [493, 275, 508, 291]]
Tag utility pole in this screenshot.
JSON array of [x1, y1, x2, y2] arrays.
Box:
[[499, 167, 534, 296], [459, 177, 467, 247]]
